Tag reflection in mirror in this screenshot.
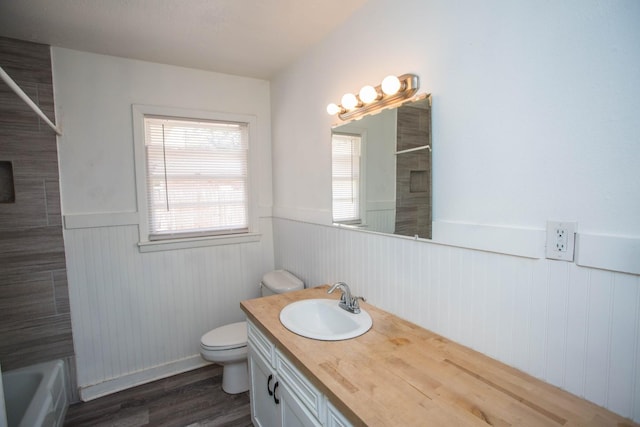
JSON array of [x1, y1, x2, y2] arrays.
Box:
[[331, 95, 431, 239]]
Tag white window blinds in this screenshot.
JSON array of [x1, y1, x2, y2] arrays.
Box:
[[332, 133, 361, 223], [144, 116, 249, 240]]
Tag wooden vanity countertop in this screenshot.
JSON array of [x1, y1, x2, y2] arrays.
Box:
[[241, 285, 637, 427]]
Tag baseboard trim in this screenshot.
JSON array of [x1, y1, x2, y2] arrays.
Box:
[[79, 355, 210, 402]]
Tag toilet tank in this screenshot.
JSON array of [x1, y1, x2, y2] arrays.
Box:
[[261, 270, 304, 296]]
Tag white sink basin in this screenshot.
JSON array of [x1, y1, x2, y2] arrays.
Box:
[[279, 299, 372, 341]]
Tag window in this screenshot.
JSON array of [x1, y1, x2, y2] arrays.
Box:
[[133, 105, 258, 249], [332, 133, 362, 223]]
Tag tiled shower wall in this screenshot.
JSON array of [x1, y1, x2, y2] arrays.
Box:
[[273, 217, 640, 422], [0, 37, 74, 375], [395, 102, 431, 239]]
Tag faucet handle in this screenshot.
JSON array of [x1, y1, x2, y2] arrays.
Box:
[[329, 282, 366, 314], [350, 296, 365, 313]]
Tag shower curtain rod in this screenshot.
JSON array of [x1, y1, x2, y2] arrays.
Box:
[[395, 145, 431, 155], [0, 65, 62, 136]]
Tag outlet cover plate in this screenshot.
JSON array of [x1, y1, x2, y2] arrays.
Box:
[[546, 221, 577, 261]]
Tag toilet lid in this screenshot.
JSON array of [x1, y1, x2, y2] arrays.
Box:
[[201, 321, 247, 350], [261, 269, 304, 294]]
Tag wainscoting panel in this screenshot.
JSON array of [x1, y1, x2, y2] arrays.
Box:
[[64, 222, 273, 399], [364, 208, 394, 234], [273, 217, 640, 422]]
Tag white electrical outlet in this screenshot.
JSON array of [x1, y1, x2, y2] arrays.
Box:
[[546, 221, 577, 261]]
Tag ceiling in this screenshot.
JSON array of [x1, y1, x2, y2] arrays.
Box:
[[0, 0, 368, 79]]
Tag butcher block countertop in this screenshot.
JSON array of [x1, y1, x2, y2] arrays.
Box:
[[241, 285, 637, 427]]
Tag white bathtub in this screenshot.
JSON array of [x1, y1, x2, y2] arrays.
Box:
[[1, 360, 68, 427]]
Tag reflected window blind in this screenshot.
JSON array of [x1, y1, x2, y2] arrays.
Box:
[[332, 133, 361, 223], [144, 116, 248, 240]]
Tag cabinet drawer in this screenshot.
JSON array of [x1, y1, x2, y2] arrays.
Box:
[[248, 320, 275, 367], [276, 349, 324, 423]]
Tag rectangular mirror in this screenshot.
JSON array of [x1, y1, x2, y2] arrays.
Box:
[[331, 94, 432, 239]]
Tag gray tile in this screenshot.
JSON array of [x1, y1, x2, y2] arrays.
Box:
[[64, 355, 81, 404], [0, 35, 74, 388], [0, 271, 56, 322], [395, 102, 431, 239], [45, 179, 62, 226], [0, 313, 74, 370], [0, 177, 48, 229], [53, 270, 70, 314], [36, 82, 56, 123], [0, 225, 66, 275], [0, 134, 60, 178], [0, 37, 53, 85], [0, 82, 41, 132]]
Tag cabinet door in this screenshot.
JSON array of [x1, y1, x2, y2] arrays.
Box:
[[248, 347, 280, 427], [326, 400, 354, 427], [276, 349, 324, 422], [279, 380, 322, 427]]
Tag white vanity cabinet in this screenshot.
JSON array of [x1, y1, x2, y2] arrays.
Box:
[[247, 342, 279, 427], [247, 320, 352, 427], [325, 400, 353, 427]]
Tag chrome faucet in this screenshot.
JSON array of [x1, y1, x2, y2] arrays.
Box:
[[328, 282, 365, 314]]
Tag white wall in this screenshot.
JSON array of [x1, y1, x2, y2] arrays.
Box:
[[272, 0, 640, 267], [52, 48, 275, 399], [271, 0, 640, 422]]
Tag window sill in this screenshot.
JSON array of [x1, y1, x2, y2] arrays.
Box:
[[138, 232, 261, 253]]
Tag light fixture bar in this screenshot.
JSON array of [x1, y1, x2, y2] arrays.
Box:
[[328, 74, 420, 122]]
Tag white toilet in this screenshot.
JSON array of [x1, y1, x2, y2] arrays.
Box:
[[200, 269, 304, 394]]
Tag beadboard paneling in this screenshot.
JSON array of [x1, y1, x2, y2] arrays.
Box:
[[64, 222, 273, 398], [272, 217, 640, 422], [363, 208, 394, 234]]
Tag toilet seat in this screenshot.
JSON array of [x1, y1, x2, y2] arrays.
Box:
[[201, 321, 247, 351]]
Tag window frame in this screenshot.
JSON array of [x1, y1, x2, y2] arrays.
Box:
[[132, 105, 260, 251]]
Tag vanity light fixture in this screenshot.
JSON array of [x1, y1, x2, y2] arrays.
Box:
[[381, 75, 402, 95], [327, 73, 420, 121], [358, 85, 379, 104], [341, 93, 360, 110]]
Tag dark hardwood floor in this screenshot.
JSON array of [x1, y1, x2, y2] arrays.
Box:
[[64, 364, 252, 427]]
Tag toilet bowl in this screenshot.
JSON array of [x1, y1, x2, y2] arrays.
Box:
[[200, 322, 249, 394], [200, 269, 304, 394]]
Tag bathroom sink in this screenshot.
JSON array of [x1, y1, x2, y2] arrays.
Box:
[[279, 299, 372, 341]]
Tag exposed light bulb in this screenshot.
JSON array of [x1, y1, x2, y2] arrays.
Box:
[[359, 85, 378, 104], [381, 75, 402, 95], [341, 93, 359, 110], [326, 103, 341, 115]]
